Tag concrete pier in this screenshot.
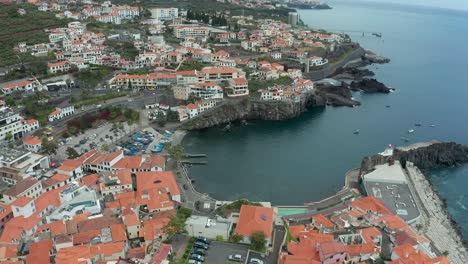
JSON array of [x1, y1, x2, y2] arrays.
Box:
[[406, 162, 468, 263]]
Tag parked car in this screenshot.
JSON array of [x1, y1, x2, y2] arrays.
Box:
[[192, 248, 206, 256], [249, 258, 264, 264], [188, 260, 202, 264], [228, 254, 243, 262], [196, 236, 210, 244], [193, 242, 208, 250], [189, 254, 205, 262]]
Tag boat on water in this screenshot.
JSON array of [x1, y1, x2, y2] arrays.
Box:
[[430, 124, 436, 127], [415, 123, 422, 127], [401, 137, 410, 142], [408, 129, 415, 133], [386, 105, 391, 108], [353, 129, 360, 134]]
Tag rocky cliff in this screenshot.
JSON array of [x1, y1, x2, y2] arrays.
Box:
[[361, 142, 468, 173], [180, 91, 326, 130]]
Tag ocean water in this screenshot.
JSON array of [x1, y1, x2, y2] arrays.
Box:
[[183, 0, 468, 232]]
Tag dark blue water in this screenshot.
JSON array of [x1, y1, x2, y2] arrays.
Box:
[[183, 0, 468, 232]]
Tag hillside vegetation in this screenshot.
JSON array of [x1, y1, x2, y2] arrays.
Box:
[[0, 4, 69, 67]]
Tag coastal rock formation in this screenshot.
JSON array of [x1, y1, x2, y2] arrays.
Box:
[[362, 52, 391, 64], [316, 85, 360, 107], [333, 68, 375, 80], [180, 91, 326, 130], [361, 142, 468, 173], [350, 78, 391, 93]]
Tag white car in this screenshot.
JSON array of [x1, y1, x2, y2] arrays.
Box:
[[249, 258, 264, 264]]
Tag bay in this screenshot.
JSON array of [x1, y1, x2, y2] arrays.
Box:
[[182, 0, 468, 226]]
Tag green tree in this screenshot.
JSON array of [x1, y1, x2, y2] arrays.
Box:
[[101, 144, 109, 151], [4, 96, 15, 106], [4, 133, 13, 141], [230, 234, 243, 243], [42, 138, 58, 155], [66, 147, 80, 159], [177, 207, 192, 220], [250, 231, 266, 252], [168, 144, 184, 161], [163, 216, 186, 238]]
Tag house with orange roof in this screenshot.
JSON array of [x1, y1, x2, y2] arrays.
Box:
[[350, 196, 393, 216], [100, 169, 133, 196], [136, 171, 181, 202], [47, 61, 70, 74], [317, 241, 348, 263], [142, 213, 173, 249], [42, 173, 70, 192], [390, 243, 450, 264], [57, 159, 84, 179], [22, 118, 40, 134], [137, 189, 175, 213], [11, 196, 35, 218], [48, 100, 75, 122], [122, 208, 140, 239], [0, 203, 13, 231], [110, 223, 128, 242], [22, 136, 42, 152], [189, 81, 224, 100], [234, 205, 274, 245], [111, 155, 165, 172], [3, 177, 42, 204], [151, 243, 172, 264], [35, 220, 66, 238], [79, 173, 101, 191], [26, 239, 54, 264], [311, 214, 336, 233], [83, 150, 124, 172], [0, 243, 19, 261], [227, 77, 249, 97], [279, 254, 321, 264], [1, 79, 38, 94]]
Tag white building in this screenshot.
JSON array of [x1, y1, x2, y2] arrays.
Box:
[[48, 100, 75, 122], [22, 136, 42, 153], [150, 7, 178, 21], [47, 61, 70, 74], [227, 78, 249, 97], [308, 56, 328, 67], [174, 26, 210, 39], [190, 82, 224, 100], [0, 110, 24, 141]]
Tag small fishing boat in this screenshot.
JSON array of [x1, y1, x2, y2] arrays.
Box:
[[401, 137, 410, 142], [386, 105, 391, 108], [408, 129, 415, 133], [353, 129, 360, 134], [430, 124, 436, 127], [415, 123, 422, 127]]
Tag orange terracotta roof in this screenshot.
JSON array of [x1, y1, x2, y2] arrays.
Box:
[[142, 215, 172, 241], [350, 196, 393, 215], [48, 109, 61, 116], [56, 244, 92, 264], [376, 215, 408, 230], [231, 77, 248, 85], [26, 239, 53, 264], [0, 202, 12, 221], [51, 173, 70, 182], [139, 156, 166, 169], [201, 67, 240, 75], [111, 224, 127, 242], [35, 220, 66, 237], [0, 244, 19, 259], [80, 173, 100, 188], [73, 230, 101, 245], [280, 254, 321, 264], [3, 80, 33, 89], [103, 150, 123, 163], [23, 135, 41, 145], [123, 210, 139, 226], [136, 171, 180, 196], [312, 214, 335, 229], [112, 156, 142, 169], [11, 196, 33, 207], [235, 205, 274, 238], [318, 241, 347, 259], [58, 159, 82, 172]]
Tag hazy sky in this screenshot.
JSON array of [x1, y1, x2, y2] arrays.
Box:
[[347, 0, 468, 11]]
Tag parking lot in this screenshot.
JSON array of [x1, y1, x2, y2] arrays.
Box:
[[53, 122, 139, 161], [202, 241, 249, 264]]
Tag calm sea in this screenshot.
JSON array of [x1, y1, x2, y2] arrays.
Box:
[[183, 0, 468, 235]]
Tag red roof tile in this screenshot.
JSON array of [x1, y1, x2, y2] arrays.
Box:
[[235, 205, 274, 238]]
